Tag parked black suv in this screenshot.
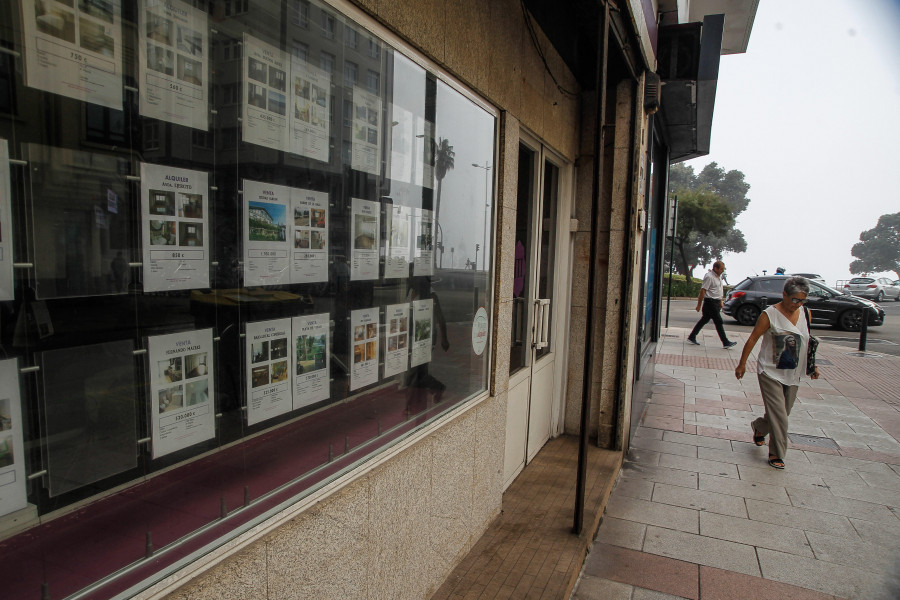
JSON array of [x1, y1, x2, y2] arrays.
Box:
[[723, 276, 885, 330]]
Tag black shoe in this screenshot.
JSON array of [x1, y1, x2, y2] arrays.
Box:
[[687, 337, 700, 346], [724, 341, 737, 348]]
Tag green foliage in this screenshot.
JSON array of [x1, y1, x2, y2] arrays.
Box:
[[668, 162, 750, 281], [662, 274, 703, 297], [850, 212, 900, 279]]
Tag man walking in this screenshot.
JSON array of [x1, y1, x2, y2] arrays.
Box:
[[687, 260, 737, 348]]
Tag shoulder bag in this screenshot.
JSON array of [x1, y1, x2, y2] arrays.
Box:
[[804, 306, 819, 376]]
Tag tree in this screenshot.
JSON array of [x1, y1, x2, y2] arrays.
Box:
[[670, 190, 734, 280], [669, 162, 750, 280], [433, 137, 455, 227], [850, 212, 900, 280]]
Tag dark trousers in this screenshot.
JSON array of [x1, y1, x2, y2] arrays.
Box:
[[689, 298, 729, 343]]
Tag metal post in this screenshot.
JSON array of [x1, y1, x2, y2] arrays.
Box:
[[574, 0, 609, 536], [858, 308, 869, 351]]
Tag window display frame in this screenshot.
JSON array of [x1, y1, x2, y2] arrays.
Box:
[[0, 0, 498, 597]]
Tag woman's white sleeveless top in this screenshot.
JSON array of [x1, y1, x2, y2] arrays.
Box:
[[757, 305, 808, 386]]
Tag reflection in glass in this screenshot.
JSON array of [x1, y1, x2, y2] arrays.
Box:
[[27, 144, 133, 299], [41, 340, 138, 497]]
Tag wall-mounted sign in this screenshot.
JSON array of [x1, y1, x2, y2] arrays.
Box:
[[0, 359, 26, 518], [292, 313, 330, 408], [350, 308, 379, 391], [243, 34, 289, 152], [350, 198, 380, 281], [141, 163, 210, 291], [383, 303, 409, 378], [246, 318, 293, 426], [138, 0, 209, 130], [20, 0, 123, 109]]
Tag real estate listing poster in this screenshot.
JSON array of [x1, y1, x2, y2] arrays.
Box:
[[291, 189, 329, 283], [246, 318, 292, 426], [413, 208, 434, 276], [383, 303, 409, 378], [141, 163, 209, 291], [350, 308, 379, 391], [289, 60, 330, 163], [243, 34, 289, 152], [351, 86, 382, 175], [385, 204, 412, 280], [350, 198, 380, 281], [138, 0, 209, 130], [149, 328, 215, 459], [243, 179, 291, 287], [0, 140, 13, 301], [292, 313, 330, 408], [20, 0, 123, 110], [0, 359, 27, 519], [411, 298, 433, 367]]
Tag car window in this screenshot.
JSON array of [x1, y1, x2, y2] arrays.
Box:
[[733, 278, 753, 291], [808, 284, 829, 298], [850, 277, 873, 284], [758, 279, 784, 293]]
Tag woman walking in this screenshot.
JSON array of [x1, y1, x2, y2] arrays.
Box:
[[734, 277, 819, 469]]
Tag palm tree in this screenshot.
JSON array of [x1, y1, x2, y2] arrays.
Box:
[[433, 137, 455, 228]]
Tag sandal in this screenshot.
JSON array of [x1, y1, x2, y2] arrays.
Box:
[[768, 456, 785, 469], [751, 425, 765, 446]]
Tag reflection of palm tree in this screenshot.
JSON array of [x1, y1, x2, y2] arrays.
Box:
[[433, 137, 455, 231]]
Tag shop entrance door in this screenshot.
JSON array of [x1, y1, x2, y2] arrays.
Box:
[[503, 137, 571, 489]]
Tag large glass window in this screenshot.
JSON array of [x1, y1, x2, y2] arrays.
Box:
[[0, 1, 496, 598]]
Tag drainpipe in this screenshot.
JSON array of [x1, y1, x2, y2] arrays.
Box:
[[573, 0, 610, 536]]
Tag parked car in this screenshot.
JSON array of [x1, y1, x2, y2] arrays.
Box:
[[789, 272, 826, 284], [724, 276, 885, 330], [843, 277, 900, 302]]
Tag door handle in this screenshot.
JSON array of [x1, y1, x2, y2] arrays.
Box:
[[534, 299, 550, 349]]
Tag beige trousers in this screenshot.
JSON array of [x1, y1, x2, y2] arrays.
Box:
[[751, 373, 798, 461]]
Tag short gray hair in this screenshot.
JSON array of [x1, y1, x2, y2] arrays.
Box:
[[783, 277, 810, 296]]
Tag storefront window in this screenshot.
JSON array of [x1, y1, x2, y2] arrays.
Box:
[[0, 1, 495, 598]]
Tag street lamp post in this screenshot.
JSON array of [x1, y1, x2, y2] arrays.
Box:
[[471, 161, 491, 271]]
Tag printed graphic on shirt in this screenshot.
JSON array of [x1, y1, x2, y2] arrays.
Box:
[[772, 333, 802, 370]]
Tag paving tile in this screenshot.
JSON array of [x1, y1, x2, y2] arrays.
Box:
[[632, 588, 691, 600], [571, 575, 633, 600], [627, 448, 662, 466], [605, 495, 699, 534], [849, 517, 900, 550], [735, 464, 828, 491], [805, 530, 900, 576], [785, 487, 899, 524], [593, 516, 647, 551], [635, 426, 665, 440], [661, 431, 733, 450], [698, 473, 791, 505], [647, 404, 690, 420], [804, 451, 897, 474], [651, 394, 688, 407], [809, 481, 900, 510], [581, 543, 699, 600], [620, 463, 699, 489], [651, 483, 747, 518], [698, 565, 840, 600], [699, 511, 814, 557], [632, 437, 699, 458], [642, 525, 760, 577], [613, 474, 655, 500], [657, 454, 739, 479], [745, 499, 858, 538], [757, 547, 900, 599], [642, 416, 685, 433]]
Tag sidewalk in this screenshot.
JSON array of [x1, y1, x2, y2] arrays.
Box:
[[572, 326, 900, 600]]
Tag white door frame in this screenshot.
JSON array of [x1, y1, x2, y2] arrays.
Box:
[[503, 131, 574, 488]]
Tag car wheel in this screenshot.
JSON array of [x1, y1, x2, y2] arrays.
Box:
[[876, 291, 884, 302], [839, 309, 862, 331], [735, 304, 760, 326]]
